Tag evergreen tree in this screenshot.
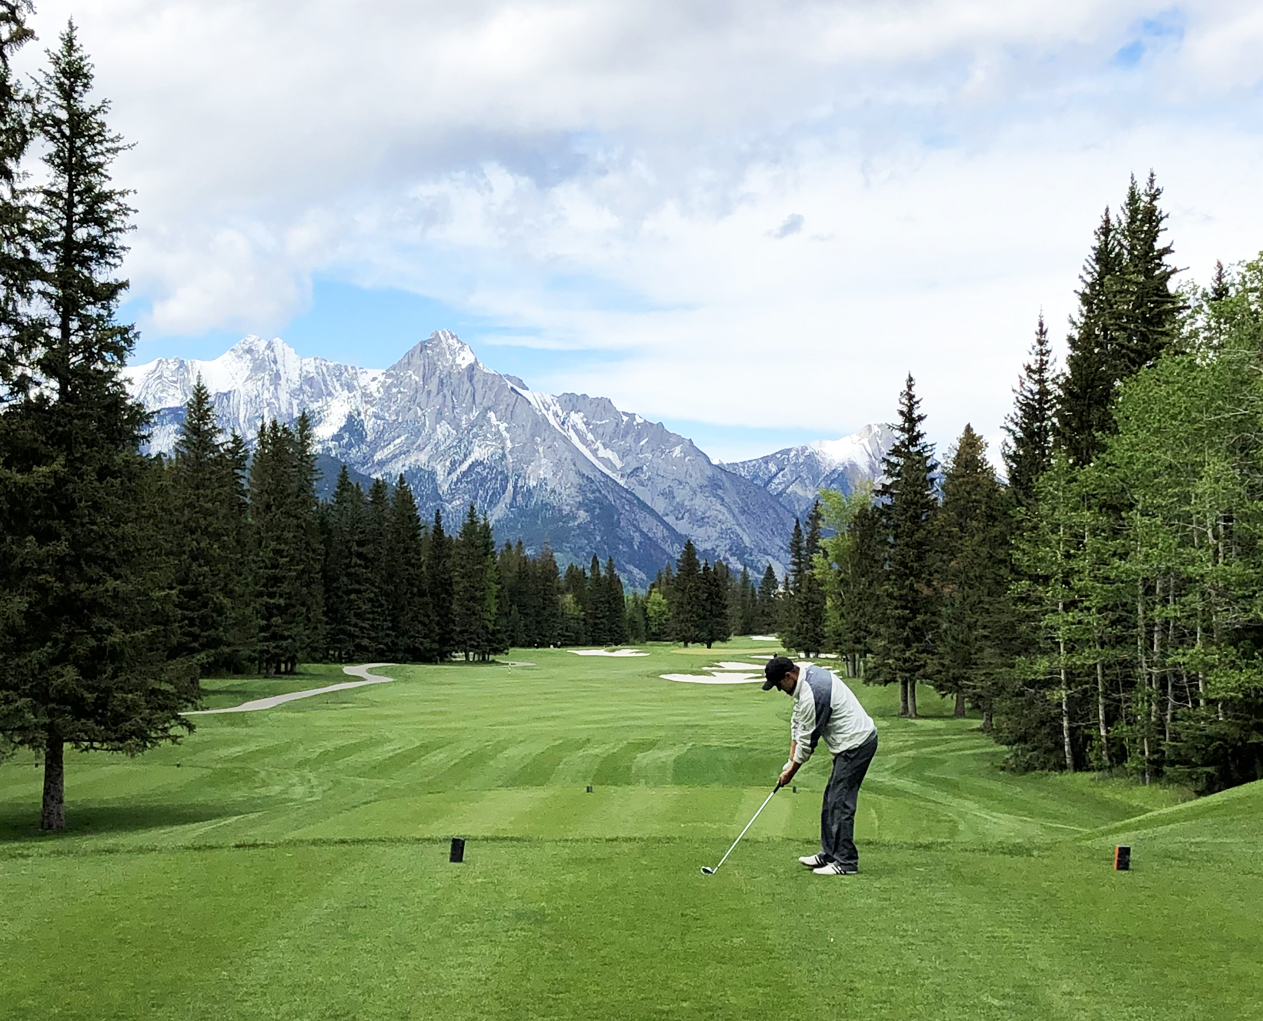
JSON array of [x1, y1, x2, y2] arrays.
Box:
[[386, 477, 431, 660], [699, 560, 732, 649], [795, 502, 827, 655], [250, 416, 323, 674], [0, 0, 34, 401], [671, 540, 703, 646], [168, 378, 244, 672], [755, 564, 780, 633], [1118, 172, 1182, 371], [1003, 313, 1057, 507], [451, 503, 487, 660], [426, 509, 453, 661], [603, 557, 628, 645], [0, 23, 198, 830], [873, 374, 939, 718], [935, 425, 1014, 720], [323, 468, 375, 661], [585, 554, 609, 644], [1057, 209, 1125, 467]]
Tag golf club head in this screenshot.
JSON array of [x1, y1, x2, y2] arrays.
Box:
[[700, 866, 715, 875]]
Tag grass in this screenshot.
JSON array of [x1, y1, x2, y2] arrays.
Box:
[[1, 642, 1259, 1020]]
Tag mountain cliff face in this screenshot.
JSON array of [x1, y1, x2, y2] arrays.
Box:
[[125, 332, 802, 586], [722, 424, 895, 518]]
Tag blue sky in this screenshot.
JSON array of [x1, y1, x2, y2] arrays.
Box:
[[27, 1, 1263, 461]]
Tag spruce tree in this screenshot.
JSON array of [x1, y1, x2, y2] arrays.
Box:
[[935, 425, 1013, 719], [756, 564, 779, 633], [451, 503, 486, 660], [603, 557, 628, 645], [426, 509, 453, 661], [0, 0, 34, 399], [874, 374, 939, 718], [168, 378, 241, 671], [671, 540, 703, 646], [1057, 209, 1125, 467], [1002, 313, 1057, 507], [0, 22, 198, 830]]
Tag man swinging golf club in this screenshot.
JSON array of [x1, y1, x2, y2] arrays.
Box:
[[763, 655, 878, 876]]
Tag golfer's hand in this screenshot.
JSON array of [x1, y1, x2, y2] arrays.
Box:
[[778, 766, 794, 789]]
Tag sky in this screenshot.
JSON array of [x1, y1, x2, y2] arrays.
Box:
[[16, 1, 1263, 462]]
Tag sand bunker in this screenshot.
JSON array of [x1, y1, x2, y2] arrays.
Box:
[[712, 661, 768, 671], [748, 635, 779, 642], [569, 648, 649, 657], [660, 672, 763, 684]]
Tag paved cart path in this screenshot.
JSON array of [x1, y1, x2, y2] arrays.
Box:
[[184, 664, 395, 715]]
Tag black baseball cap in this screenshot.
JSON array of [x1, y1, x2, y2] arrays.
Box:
[[762, 656, 795, 690]]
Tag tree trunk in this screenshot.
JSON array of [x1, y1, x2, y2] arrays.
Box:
[[899, 678, 909, 717], [954, 690, 966, 717], [907, 680, 918, 719], [1137, 577, 1149, 784], [41, 730, 66, 832], [1058, 595, 1073, 772], [1096, 657, 1110, 769]]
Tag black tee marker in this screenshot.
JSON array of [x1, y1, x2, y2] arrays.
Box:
[[450, 837, 465, 863]]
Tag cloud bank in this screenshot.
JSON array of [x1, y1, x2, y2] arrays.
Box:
[[18, 0, 1263, 455]]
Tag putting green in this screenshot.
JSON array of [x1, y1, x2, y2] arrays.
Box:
[[2, 644, 1259, 1020]]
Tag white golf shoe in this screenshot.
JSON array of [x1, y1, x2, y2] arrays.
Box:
[[812, 861, 858, 876], [798, 853, 828, 868]]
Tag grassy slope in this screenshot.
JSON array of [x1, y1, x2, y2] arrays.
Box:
[[1, 643, 1259, 1020]]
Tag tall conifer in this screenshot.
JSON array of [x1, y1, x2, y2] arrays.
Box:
[[0, 23, 198, 830]]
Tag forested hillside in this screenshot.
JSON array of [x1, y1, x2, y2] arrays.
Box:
[[778, 174, 1263, 794]]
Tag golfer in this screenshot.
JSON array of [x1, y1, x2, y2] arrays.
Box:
[[763, 655, 878, 875]]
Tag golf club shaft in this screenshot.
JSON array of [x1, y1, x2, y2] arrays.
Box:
[[710, 785, 780, 873]]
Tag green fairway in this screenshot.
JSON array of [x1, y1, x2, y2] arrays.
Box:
[[2, 644, 1259, 1020]]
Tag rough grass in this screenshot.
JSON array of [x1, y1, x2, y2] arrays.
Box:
[[1, 643, 1258, 1020]]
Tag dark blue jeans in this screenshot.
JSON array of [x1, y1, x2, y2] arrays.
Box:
[[821, 729, 878, 870]]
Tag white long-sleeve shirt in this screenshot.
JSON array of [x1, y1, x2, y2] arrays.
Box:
[[789, 664, 876, 765]]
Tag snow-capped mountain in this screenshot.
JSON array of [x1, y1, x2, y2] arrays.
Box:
[[125, 332, 799, 585], [723, 424, 895, 518], [124, 336, 383, 454]]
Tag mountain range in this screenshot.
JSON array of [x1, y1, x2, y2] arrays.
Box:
[[124, 332, 893, 586]]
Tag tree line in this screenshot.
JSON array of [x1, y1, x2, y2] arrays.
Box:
[[785, 173, 1263, 793]]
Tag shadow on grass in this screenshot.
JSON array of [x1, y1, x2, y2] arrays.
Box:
[[0, 800, 254, 844]]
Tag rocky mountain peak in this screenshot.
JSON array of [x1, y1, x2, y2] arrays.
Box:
[[392, 330, 479, 374]]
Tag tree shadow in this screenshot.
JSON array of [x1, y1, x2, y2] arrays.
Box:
[[0, 800, 255, 844]]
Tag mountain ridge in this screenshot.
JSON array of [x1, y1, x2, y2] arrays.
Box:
[[125, 332, 889, 583]]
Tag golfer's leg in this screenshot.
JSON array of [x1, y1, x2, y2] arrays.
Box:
[[822, 732, 878, 869]]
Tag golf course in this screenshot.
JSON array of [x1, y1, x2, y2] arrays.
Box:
[[2, 642, 1260, 1020]]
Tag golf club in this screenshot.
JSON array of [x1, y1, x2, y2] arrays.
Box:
[[700, 784, 781, 875]]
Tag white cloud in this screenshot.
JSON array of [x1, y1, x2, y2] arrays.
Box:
[[12, 1, 1263, 454]]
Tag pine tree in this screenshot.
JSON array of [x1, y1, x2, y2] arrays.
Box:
[[1118, 172, 1182, 371], [426, 509, 453, 661], [699, 560, 732, 649], [1057, 209, 1125, 467], [796, 502, 827, 655], [251, 417, 323, 674], [168, 378, 242, 671], [323, 467, 375, 661], [873, 374, 939, 718], [0, 22, 198, 830], [1003, 313, 1057, 507], [603, 557, 628, 645], [671, 540, 703, 646], [386, 477, 430, 660], [935, 425, 1014, 720], [451, 503, 487, 660], [756, 564, 779, 633], [585, 554, 609, 644], [0, 0, 34, 400]]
